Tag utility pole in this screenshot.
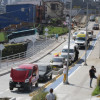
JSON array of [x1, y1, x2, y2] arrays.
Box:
[[84, 2, 88, 66], [66, 0, 72, 84]]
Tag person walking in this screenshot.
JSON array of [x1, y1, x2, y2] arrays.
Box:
[[75, 49, 79, 61], [89, 66, 97, 88], [45, 88, 55, 100], [63, 63, 67, 83]]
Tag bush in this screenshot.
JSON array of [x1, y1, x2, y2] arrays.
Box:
[[2, 43, 28, 57], [97, 75, 100, 86], [92, 75, 100, 96], [31, 91, 48, 100], [43, 26, 68, 36], [31, 91, 57, 100]]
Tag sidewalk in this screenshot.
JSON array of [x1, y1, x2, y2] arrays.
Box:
[[54, 35, 100, 100]]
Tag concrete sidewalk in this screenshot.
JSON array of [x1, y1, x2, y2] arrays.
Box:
[[54, 36, 100, 99]]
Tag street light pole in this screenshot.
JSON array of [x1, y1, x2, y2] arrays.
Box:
[[66, 0, 72, 84], [84, 2, 88, 66]]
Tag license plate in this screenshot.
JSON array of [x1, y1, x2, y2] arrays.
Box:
[[53, 66, 56, 69], [16, 84, 20, 87]]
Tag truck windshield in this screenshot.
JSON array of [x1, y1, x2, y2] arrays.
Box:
[[16, 68, 32, 77]]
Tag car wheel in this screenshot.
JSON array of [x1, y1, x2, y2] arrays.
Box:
[[35, 81, 38, 87], [9, 86, 13, 90], [50, 74, 52, 80]]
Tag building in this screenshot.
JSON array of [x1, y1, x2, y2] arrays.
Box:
[[44, 0, 64, 18]]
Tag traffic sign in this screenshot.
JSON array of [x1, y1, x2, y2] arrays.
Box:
[[0, 44, 5, 51], [45, 27, 48, 32]]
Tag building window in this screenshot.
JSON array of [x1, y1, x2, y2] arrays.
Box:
[[51, 4, 56, 10]]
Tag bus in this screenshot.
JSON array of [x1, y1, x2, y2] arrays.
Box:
[[8, 28, 39, 43]]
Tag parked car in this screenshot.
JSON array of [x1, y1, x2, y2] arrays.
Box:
[[60, 53, 72, 65], [92, 23, 99, 30], [50, 57, 65, 68], [9, 64, 39, 91], [87, 30, 93, 40], [36, 63, 53, 82], [89, 15, 95, 21], [61, 43, 79, 61]]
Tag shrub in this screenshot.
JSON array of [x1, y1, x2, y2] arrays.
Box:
[[31, 91, 48, 100], [31, 91, 57, 100], [92, 75, 100, 96], [2, 43, 28, 57], [97, 75, 100, 86], [43, 26, 68, 36]]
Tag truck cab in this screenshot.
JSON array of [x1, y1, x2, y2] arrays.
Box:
[[9, 64, 39, 91], [75, 31, 90, 48]]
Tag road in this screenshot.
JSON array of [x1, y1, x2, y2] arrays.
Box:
[[0, 21, 98, 99]]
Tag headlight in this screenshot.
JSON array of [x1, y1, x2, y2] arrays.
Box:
[[25, 79, 29, 83], [9, 78, 13, 82]]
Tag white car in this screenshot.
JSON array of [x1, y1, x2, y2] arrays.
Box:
[[61, 43, 79, 62], [60, 53, 72, 65], [87, 30, 93, 40]]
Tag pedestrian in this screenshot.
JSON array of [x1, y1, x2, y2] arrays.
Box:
[[89, 66, 97, 88], [63, 63, 67, 83], [74, 47, 79, 61], [45, 88, 55, 100], [74, 48, 79, 61], [55, 34, 58, 40]]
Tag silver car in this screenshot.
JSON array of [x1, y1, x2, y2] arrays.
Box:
[[50, 57, 65, 68]]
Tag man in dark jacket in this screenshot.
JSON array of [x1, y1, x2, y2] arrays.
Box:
[[89, 66, 97, 88]]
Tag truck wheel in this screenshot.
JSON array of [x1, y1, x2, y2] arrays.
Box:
[[9, 87, 13, 90], [28, 84, 32, 91], [35, 81, 38, 87]]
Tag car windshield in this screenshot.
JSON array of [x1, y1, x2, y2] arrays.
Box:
[[76, 37, 85, 41], [38, 65, 46, 71], [88, 32, 92, 34], [94, 24, 99, 27], [16, 68, 32, 77], [61, 55, 68, 58], [52, 58, 63, 62], [79, 32, 85, 34], [90, 16, 95, 19], [62, 49, 74, 53]]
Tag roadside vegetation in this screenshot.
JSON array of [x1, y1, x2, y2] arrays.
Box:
[[92, 75, 100, 96], [0, 32, 7, 42], [31, 91, 57, 100], [43, 26, 68, 35]]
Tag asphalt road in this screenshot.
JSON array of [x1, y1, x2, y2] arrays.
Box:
[[0, 21, 98, 100]]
